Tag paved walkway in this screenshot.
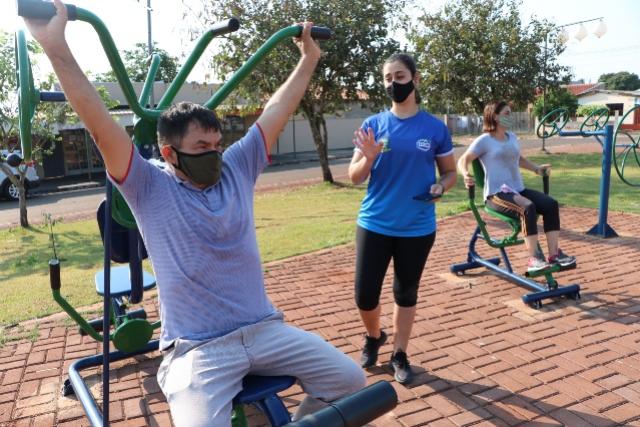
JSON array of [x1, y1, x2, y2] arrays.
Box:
[[2, 205, 640, 426]]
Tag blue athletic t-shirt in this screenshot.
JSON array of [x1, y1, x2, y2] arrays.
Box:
[[357, 110, 453, 237]]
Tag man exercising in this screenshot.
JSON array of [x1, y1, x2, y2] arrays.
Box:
[[24, 1, 365, 425]]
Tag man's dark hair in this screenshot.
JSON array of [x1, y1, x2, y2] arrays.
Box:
[[157, 102, 221, 147]]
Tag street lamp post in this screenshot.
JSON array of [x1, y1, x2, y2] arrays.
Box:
[[146, 0, 154, 108], [541, 17, 606, 152]]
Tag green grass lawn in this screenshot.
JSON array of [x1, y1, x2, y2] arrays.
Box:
[[1, 152, 638, 329]]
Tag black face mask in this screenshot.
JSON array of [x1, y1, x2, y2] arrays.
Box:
[[171, 147, 222, 188], [386, 80, 415, 103]]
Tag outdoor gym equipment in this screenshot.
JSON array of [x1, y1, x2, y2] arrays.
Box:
[[14, 26, 68, 164], [575, 106, 640, 187], [536, 107, 618, 237], [580, 107, 610, 136], [450, 160, 581, 309], [612, 105, 640, 187], [15, 0, 331, 229], [13, 1, 398, 427]]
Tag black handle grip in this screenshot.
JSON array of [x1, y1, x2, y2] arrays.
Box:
[[295, 25, 332, 40], [543, 175, 549, 195], [40, 91, 66, 102], [49, 258, 61, 291], [287, 381, 397, 427], [209, 17, 240, 36], [469, 184, 475, 200], [17, 0, 77, 21], [6, 153, 23, 167]]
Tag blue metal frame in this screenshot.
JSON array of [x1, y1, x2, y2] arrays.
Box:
[[450, 227, 581, 308], [557, 125, 618, 238], [67, 341, 160, 426]]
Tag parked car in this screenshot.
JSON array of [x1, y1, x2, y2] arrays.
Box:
[[0, 151, 41, 201]]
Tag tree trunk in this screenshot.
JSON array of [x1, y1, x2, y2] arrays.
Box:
[[302, 105, 334, 183], [0, 161, 30, 228], [319, 117, 333, 182], [18, 173, 29, 228]]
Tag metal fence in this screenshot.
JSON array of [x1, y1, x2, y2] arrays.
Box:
[[442, 111, 534, 135]]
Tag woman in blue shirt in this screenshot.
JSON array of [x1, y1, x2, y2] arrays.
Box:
[[348, 53, 457, 384]]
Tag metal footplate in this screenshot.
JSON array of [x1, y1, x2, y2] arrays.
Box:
[[521, 284, 581, 309]]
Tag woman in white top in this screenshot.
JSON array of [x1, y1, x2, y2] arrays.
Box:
[[457, 100, 576, 273]]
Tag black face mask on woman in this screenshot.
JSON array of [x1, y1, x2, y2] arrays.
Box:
[[171, 147, 222, 188], [386, 80, 415, 103]]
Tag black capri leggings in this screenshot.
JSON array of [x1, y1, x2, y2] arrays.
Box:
[[485, 188, 560, 237], [355, 226, 436, 311]]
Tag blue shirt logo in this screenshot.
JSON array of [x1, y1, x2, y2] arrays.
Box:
[[416, 138, 431, 151]]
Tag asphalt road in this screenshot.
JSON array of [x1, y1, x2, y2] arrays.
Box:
[[0, 134, 602, 229], [0, 158, 353, 228]]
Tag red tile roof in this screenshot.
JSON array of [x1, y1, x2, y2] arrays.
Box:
[[563, 83, 601, 96]]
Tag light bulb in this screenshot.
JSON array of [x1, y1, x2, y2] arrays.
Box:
[[575, 24, 588, 41], [558, 28, 569, 44], [594, 20, 607, 38]]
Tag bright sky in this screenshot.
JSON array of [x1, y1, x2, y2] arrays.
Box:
[[2, 0, 639, 85]]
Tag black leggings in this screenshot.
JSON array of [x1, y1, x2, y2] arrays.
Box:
[[486, 188, 560, 237], [354, 226, 436, 311]]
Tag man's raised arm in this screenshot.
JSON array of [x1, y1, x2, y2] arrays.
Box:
[[24, 0, 132, 182], [256, 22, 321, 152]]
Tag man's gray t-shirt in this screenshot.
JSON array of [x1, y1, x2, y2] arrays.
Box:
[[111, 124, 276, 350], [467, 132, 525, 201]]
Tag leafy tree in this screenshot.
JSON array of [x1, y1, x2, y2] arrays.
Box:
[[95, 43, 179, 83], [183, 0, 406, 182], [0, 30, 50, 227], [408, 0, 570, 114], [598, 72, 640, 91], [576, 104, 607, 117], [532, 88, 578, 119], [1, 30, 115, 227]]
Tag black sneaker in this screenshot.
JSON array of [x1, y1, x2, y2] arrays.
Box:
[[548, 249, 577, 268], [389, 351, 413, 384], [360, 330, 387, 368]]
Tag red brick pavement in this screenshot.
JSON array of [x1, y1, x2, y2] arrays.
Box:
[[1, 206, 640, 426]]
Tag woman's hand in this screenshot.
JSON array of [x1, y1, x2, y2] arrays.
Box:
[[430, 182, 445, 198], [353, 127, 383, 162], [462, 173, 475, 189], [536, 164, 552, 176]]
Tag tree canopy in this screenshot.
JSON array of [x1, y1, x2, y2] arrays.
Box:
[[598, 71, 640, 91], [183, 0, 406, 182], [95, 42, 179, 83], [532, 88, 578, 119], [409, 0, 570, 114], [1, 30, 115, 227]]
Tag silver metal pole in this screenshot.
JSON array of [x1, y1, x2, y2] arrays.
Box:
[[147, 0, 154, 108]]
